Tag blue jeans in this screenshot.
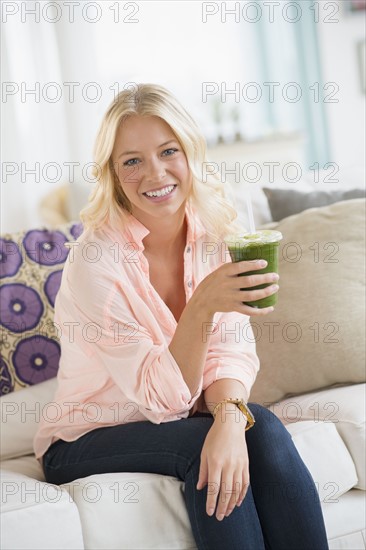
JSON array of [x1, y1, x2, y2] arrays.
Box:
[[42, 404, 329, 550]]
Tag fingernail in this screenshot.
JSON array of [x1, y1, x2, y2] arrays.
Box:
[[207, 508, 214, 516], [271, 284, 279, 291], [259, 260, 267, 267], [217, 514, 224, 521]]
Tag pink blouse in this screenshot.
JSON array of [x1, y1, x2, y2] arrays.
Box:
[[33, 202, 259, 462]]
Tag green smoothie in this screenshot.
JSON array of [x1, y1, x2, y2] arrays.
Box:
[[225, 230, 283, 308]]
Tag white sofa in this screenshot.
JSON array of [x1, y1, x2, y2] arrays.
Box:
[[1, 379, 365, 549], [1, 175, 365, 549]]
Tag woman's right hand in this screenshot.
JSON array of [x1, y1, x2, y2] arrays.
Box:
[[193, 259, 279, 317]]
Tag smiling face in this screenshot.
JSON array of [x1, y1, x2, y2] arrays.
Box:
[[111, 115, 192, 223]]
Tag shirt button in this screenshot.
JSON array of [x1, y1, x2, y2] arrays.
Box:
[[186, 246, 191, 253], [187, 280, 192, 288]]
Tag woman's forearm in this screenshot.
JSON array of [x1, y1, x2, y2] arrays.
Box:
[[168, 295, 214, 396]]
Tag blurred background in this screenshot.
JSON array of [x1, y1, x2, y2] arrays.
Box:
[[1, 0, 365, 233]]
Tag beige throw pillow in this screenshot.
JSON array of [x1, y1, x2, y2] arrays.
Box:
[[250, 199, 366, 405]]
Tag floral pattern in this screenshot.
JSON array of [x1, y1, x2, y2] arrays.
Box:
[[0, 356, 13, 394], [13, 336, 60, 386], [44, 270, 63, 308], [0, 238, 23, 278], [0, 283, 44, 332], [0, 221, 83, 395], [23, 230, 69, 266], [70, 223, 83, 240]]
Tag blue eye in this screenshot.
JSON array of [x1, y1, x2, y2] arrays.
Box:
[[123, 158, 139, 167], [122, 148, 178, 167], [162, 148, 178, 156]]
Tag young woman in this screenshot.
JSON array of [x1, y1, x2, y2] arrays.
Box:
[[34, 84, 329, 550]]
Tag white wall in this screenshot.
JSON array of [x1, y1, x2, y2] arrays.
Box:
[[2, 1, 364, 235], [317, 1, 365, 172]]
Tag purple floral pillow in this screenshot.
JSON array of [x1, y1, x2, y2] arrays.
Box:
[[0, 222, 83, 396]]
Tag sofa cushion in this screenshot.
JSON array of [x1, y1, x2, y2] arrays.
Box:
[[0, 469, 84, 549], [0, 221, 83, 395], [322, 489, 366, 549], [250, 199, 365, 404], [284, 421, 358, 502], [0, 377, 58, 460], [64, 471, 196, 550], [263, 187, 365, 221], [0, 455, 46, 482], [273, 384, 366, 490]]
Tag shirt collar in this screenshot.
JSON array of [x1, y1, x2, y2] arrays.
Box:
[[116, 201, 206, 251]]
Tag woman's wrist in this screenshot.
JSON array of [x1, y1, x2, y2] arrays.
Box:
[[213, 403, 248, 429], [188, 291, 215, 321]]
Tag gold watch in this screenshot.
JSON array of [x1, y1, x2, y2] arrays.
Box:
[[213, 398, 255, 431]]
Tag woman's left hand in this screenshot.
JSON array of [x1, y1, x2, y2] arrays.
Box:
[[196, 416, 249, 521]]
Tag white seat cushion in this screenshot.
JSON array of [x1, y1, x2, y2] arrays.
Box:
[[322, 489, 366, 550], [1, 459, 365, 548], [0, 469, 84, 550], [284, 421, 358, 502], [274, 384, 365, 489], [0, 378, 58, 461], [1, 380, 364, 548], [63, 472, 196, 550], [0, 455, 46, 482]]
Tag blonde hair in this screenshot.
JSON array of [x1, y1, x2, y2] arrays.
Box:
[[79, 83, 244, 240]]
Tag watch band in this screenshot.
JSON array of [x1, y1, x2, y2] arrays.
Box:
[[213, 398, 255, 431]]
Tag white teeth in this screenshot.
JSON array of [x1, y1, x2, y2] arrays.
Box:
[[145, 185, 175, 198]]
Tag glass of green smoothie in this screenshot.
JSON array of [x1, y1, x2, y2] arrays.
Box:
[[225, 230, 283, 308]]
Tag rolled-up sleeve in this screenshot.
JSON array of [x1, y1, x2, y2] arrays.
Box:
[[94, 327, 202, 423], [201, 311, 260, 403]]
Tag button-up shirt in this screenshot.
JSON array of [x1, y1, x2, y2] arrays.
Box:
[[33, 202, 259, 462]]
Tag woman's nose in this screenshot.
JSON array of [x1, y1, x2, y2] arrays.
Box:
[[145, 158, 166, 182]]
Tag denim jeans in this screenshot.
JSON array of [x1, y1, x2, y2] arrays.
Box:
[[42, 403, 329, 550]]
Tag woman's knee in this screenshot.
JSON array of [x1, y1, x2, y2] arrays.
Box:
[[246, 403, 292, 449], [248, 403, 288, 427], [246, 404, 317, 500]]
